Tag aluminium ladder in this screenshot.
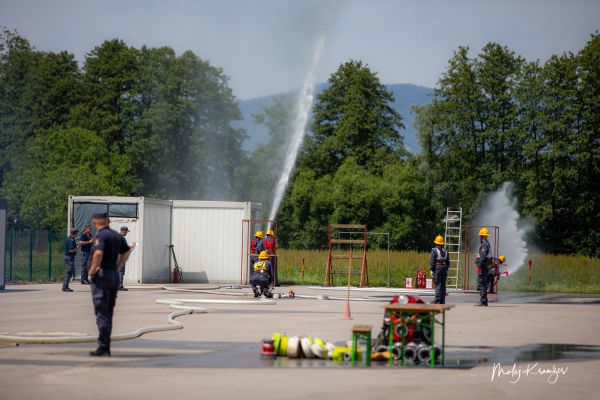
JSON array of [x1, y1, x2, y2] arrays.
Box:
[[443, 208, 462, 290]]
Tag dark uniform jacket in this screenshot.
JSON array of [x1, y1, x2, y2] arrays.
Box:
[[478, 240, 491, 268], [93, 227, 130, 270], [64, 236, 77, 258], [251, 238, 264, 255], [252, 260, 273, 281], [79, 232, 93, 253], [429, 247, 450, 272]]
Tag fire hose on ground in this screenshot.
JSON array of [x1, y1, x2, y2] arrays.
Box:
[[0, 297, 275, 345]]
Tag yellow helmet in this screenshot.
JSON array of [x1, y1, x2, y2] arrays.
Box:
[[478, 227, 490, 237], [259, 250, 269, 260], [433, 235, 445, 245], [255, 231, 263, 239], [266, 229, 275, 236], [498, 255, 506, 263]]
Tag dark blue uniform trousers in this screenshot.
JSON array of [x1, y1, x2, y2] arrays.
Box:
[[91, 269, 119, 350], [433, 265, 448, 304], [477, 266, 489, 304], [80, 252, 91, 281], [250, 273, 270, 293], [119, 266, 125, 287], [62, 256, 75, 289]]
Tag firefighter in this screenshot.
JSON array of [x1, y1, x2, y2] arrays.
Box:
[[263, 229, 277, 285], [250, 231, 264, 268], [487, 255, 506, 294], [475, 228, 492, 306], [250, 251, 273, 298], [430, 235, 450, 304]]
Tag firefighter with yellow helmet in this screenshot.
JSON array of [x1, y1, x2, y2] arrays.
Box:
[[430, 235, 450, 304], [475, 228, 492, 306], [250, 251, 273, 298], [488, 255, 506, 294], [250, 231, 265, 268]]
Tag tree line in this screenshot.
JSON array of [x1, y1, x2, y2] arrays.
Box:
[[1, 28, 598, 256]]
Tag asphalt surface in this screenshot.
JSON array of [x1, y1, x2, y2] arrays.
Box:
[[0, 284, 599, 399]]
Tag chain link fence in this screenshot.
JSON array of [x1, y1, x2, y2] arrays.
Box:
[[4, 229, 72, 282]]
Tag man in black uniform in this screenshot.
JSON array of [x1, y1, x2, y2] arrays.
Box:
[[87, 212, 131, 356], [430, 235, 450, 304], [79, 225, 94, 284], [62, 228, 79, 292]]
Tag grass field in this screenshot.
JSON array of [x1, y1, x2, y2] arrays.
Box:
[[276, 249, 600, 294]]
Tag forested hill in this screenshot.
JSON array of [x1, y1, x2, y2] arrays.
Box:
[[236, 83, 433, 153]]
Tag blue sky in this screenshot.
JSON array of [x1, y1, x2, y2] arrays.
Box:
[[1, 0, 598, 99]]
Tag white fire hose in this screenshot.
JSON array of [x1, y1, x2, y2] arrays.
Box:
[[0, 297, 275, 345]]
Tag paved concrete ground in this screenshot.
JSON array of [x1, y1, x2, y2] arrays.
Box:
[[1, 284, 599, 399]]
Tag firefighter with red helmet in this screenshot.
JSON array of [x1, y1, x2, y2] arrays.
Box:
[[430, 235, 450, 304]]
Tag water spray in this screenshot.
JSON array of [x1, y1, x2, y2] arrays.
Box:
[[268, 33, 327, 223], [473, 182, 533, 274]]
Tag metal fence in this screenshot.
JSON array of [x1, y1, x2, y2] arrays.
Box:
[[3, 229, 70, 282]]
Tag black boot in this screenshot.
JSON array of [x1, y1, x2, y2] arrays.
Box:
[[89, 348, 111, 357]]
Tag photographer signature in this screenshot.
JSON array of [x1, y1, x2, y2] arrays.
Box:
[[491, 362, 569, 384]]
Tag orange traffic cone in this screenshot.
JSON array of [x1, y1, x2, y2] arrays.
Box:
[[343, 298, 352, 320]]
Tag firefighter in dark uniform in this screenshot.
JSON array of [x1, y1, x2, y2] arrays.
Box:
[[87, 212, 131, 356], [430, 235, 450, 304], [62, 228, 79, 292], [475, 228, 492, 306], [250, 251, 273, 298], [250, 231, 264, 272], [79, 225, 94, 284], [118, 226, 132, 291], [487, 255, 506, 294], [263, 229, 277, 285]]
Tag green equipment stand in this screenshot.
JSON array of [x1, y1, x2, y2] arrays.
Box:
[[384, 303, 454, 368], [351, 325, 372, 366]]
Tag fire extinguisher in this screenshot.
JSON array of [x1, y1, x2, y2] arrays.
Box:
[[416, 269, 426, 289]]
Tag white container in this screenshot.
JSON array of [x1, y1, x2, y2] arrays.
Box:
[[68, 196, 172, 284], [426, 279, 433, 289], [68, 196, 261, 283], [171, 201, 260, 283], [405, 277, 413, 288]]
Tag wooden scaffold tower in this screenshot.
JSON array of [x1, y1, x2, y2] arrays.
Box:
[[324, 224, 368, 287]]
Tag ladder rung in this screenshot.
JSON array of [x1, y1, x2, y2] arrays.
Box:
[[330, 224, 365, 229], [331, 270, 361, 275], [445, 235, 460, 238], [330, 255, 360, 259], [331, 239, 365, 244]]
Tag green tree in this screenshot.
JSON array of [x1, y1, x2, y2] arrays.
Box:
[[278, 60, 434, 249], [1, 127, 135, 231], [304, 60, 405, 176], [0, 29, 81, 188]]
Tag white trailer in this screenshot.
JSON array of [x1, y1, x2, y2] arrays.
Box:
[[67, 196, 261, 283]]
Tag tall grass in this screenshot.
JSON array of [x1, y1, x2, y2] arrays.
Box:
[[277, 249, 430, 287], [276, 249, 600, 294], [500, 253, 600, 294]]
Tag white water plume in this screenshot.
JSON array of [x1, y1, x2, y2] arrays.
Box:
[[268, 34, 327, 222], [473, 182, 533, 274]]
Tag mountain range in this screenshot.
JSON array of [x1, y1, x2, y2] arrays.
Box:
[[235, 83, 434, 153]]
